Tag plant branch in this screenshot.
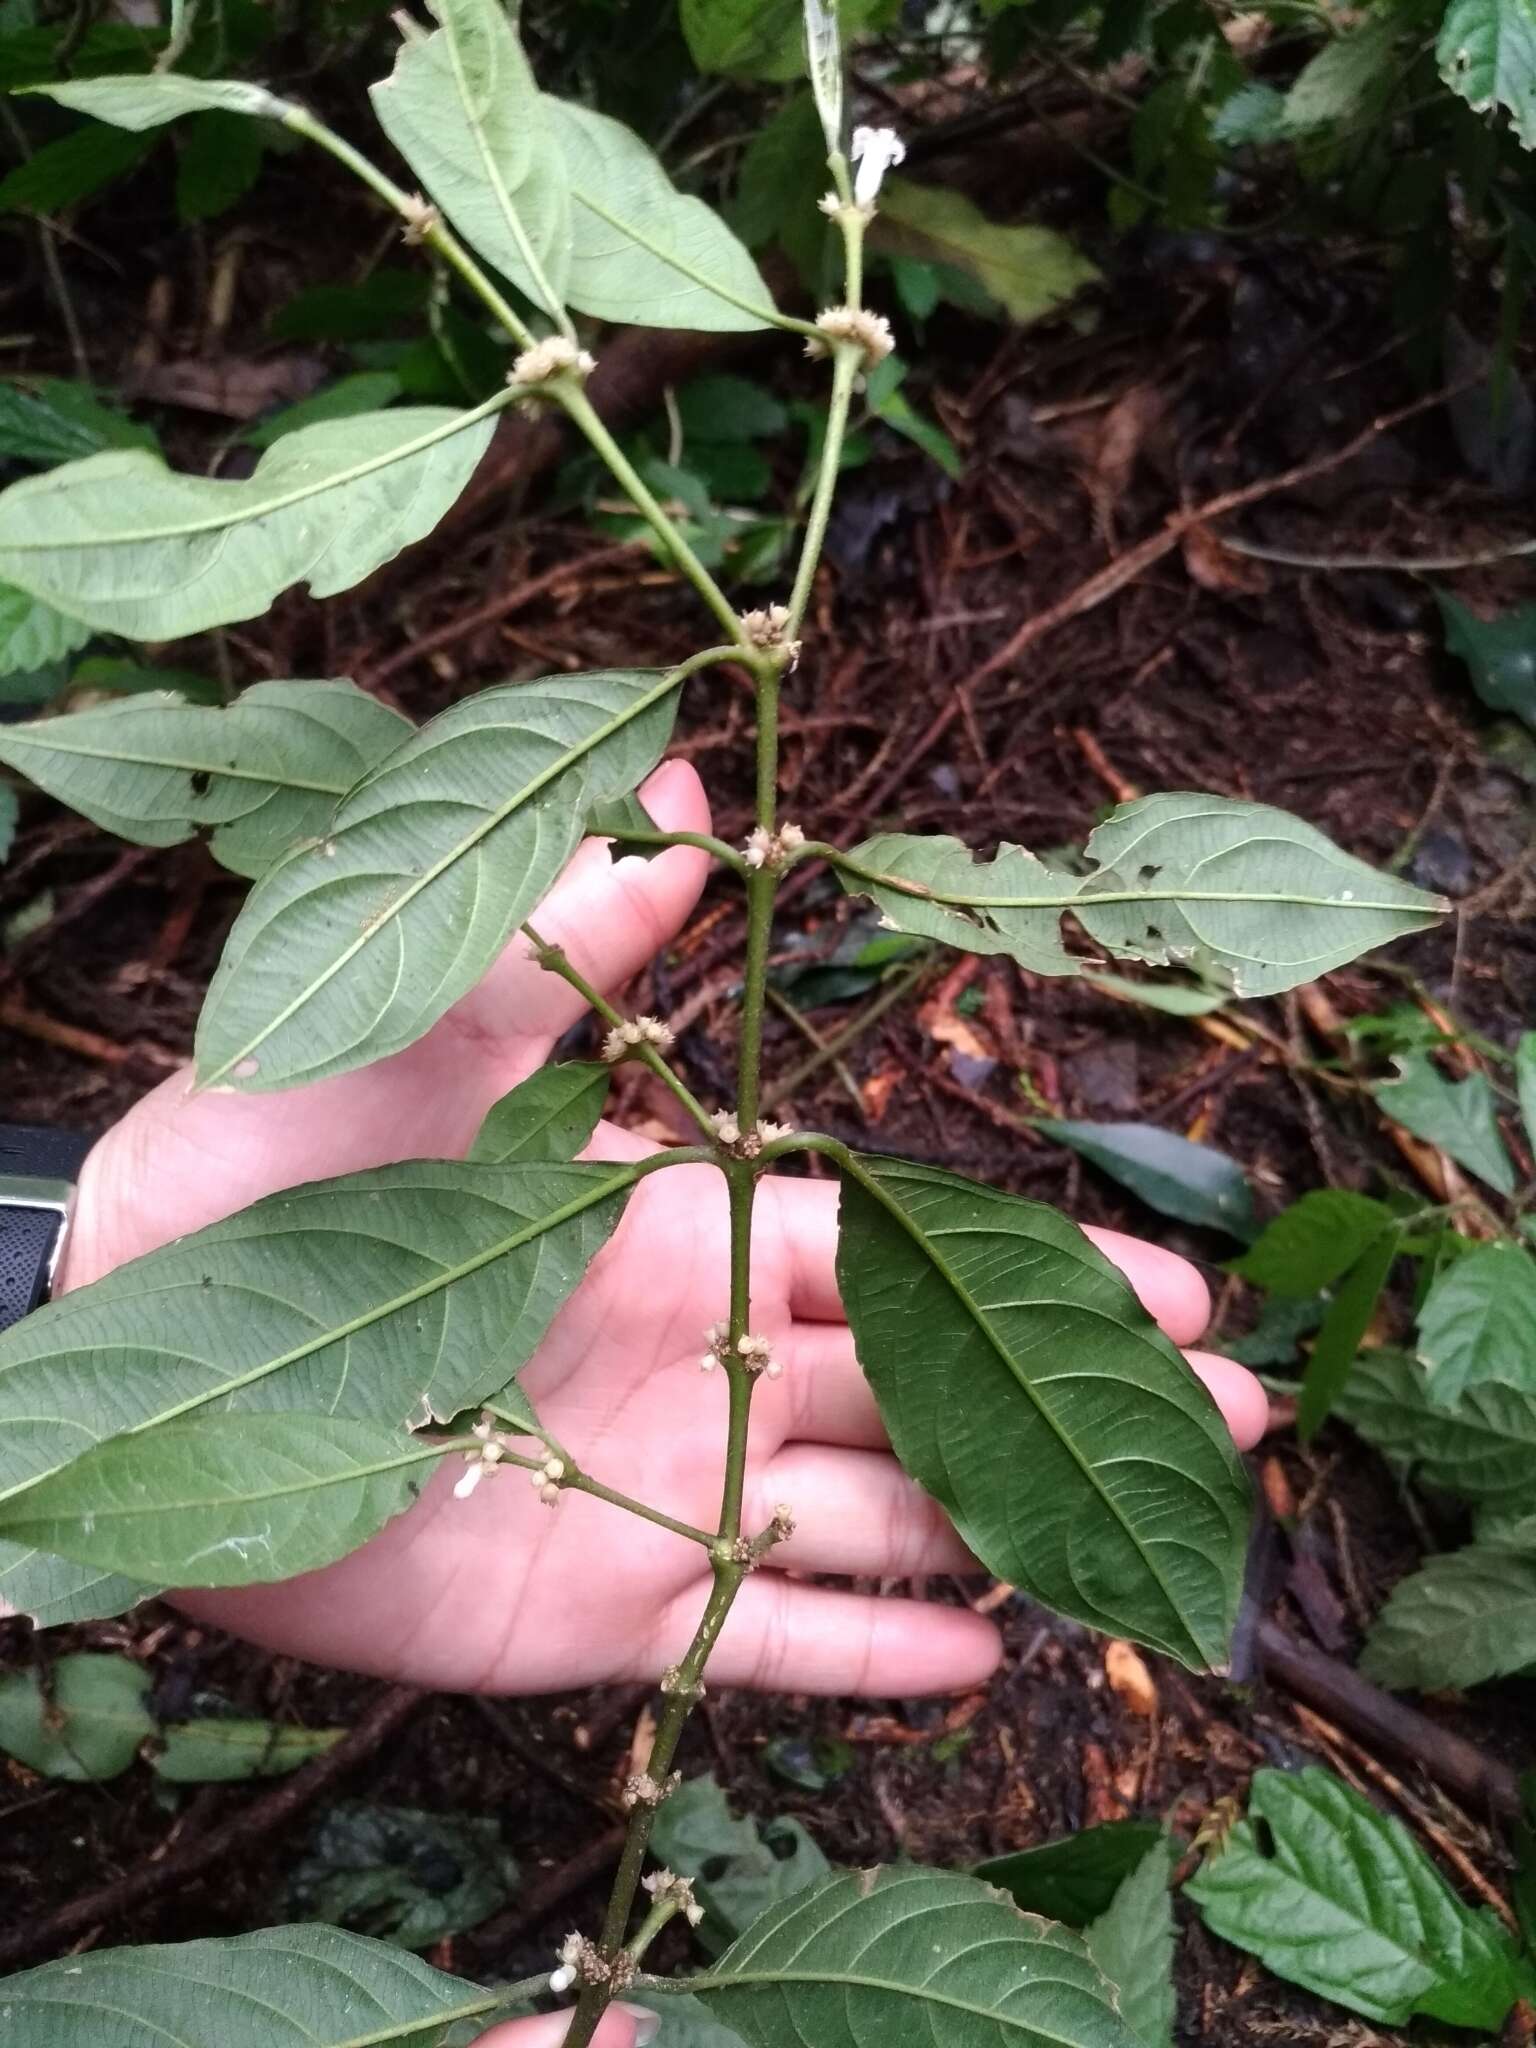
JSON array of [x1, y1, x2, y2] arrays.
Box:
[[596, 826, 751, 873]]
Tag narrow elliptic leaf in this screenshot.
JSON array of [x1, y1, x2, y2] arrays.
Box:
[[1360, 1543, 1536, 1690], [0, 1651, 151, 1781], [1517, 1031, 1536, 1154], [0, 1414, 448, 1586], [470, 1062, 610, 1164], [154, 1715, 347, 1783], [0, 680, 411, 879], [843, 795, 1444, 998], [651, 1773, 831, 1956], [1037, 1121, 1257, 1241], [544, 96, 778, 332], [1084, 1839, 1176, 2048], [0, 122, 156, 214], [835, 1156, 1252, 1669], [0, 1158, 635, 1527], [0, 583, 91, 678], [0, 1540, 152, 1627], [1417, 1241, 1536, 1403], [1438, 0, 1536, 147], [1231, 1190, 1396, 1297], [690, 1865, 1143, 2048], [873, 179, 1100, 325], [195, 669, 681, 1091], [1297, 1228, 1398, 1441], [23, 74, 291, 129], [368, 0, 570, 321], [0, 1924, 501, 2046], [1334, 1347, 1536, 1510], [0, 405, 499, 640], [976, 1822, 1166, 1927], [1375, 1054, 1516, 1195], [1186, 1766, 1522, 2030]]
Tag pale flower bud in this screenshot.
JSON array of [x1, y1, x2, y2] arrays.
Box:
[[807, 307, 895, 367], [709, 1109, 741, 1148], [509, 336, 597, 390], [851, 125, 906, 209]]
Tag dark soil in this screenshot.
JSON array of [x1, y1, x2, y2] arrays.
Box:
[[2, 120, 1533, 2044]]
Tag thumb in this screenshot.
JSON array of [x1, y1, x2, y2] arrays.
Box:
[[474, 2005, 657, 2046]]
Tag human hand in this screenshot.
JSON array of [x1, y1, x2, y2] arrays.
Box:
[[62, 760, 1266, 1697]]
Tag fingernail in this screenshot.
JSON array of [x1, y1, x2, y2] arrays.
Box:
[[616, 2003, 662, 2045]]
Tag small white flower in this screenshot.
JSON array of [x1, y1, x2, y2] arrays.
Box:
[[755, 1117, 794, 1146], [548, 1965, 576, 1996], [508, 336, 597, 390], [851, 125, 906, 209], [743, 827, 774, 871], [710, 1109, 741, 1148]]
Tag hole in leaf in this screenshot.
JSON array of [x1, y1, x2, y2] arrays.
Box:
[[1253, 1816, 1277, 1859], [702, 1856, 731, 1882], [1145, 924, 1163, 941], [189, 768, 212, 797], [1137, 863, 1161, 884]]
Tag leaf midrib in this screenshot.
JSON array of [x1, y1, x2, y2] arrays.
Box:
[[691, 1965, 1103, 2044], [199, 671, 681, 1084], [0, 729, 350, 797]]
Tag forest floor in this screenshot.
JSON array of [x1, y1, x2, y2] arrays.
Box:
[[1, 141, 1534, 2045]]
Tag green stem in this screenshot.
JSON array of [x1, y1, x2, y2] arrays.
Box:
[[785, 345, 859, 637], [598, 826, 751, 873], [719, 1162, 758, 1543], [562, 1469, 717, 1551]]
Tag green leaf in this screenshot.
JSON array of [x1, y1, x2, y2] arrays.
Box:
[[367, 0, 570, 323], [1297, 1228, 1398, 1441], [243, 373, 405, 449], [627, 1992, 746, 2048], [1516, 1031, 1536, 1154], [0, 1924, 501, 2044], [0, 1158, 634, 1544], [1084, 1839, 1176, 2048], [1231, 1190, 1397, 1297], [680, 0, 890, 78], [283, 1801, 520, 1951], [272, 270, 430, 343], [731, 90, 829, 287], [1417, 1241, 1536, 1404], [1080, 969, 1229, 1016], [1211, 82, 1287, 146], [544, 96, 777, 332], [70, 656, 222, 703], [1186, 1766, 1522, 2030], [1036, 1121, 1257, 1241], [0, 404, 500, 640], [1360, 1542, 1536, 1690], [1438, 0, 1536, 149], [843, 795, 1444, 999], [1281, 21, 1396, 134], [0, 121, 156, 213], [0, 378, 154, 465], [873, 179, 1099, 326], [676, 374, 789, 442], [650, 1773, 831, 1956], [1516, 1775, 1536, 1953], [177, 109, 265, 223], [0, 1651, 151, 1781], [195, 668, 682, 1091], [0, 1413, 448, 1586], [689, 1865, 1142, 2048], [153, 1714, 347, 1782], [975, 1822, 1166, 1927], [1376, 1054, 1516, 1195], [1335, 1347, 1536, 1509], [0, 679, 411, 879], [0, 784, 15, 863], [1437, 591, 1536, 730], [469, 1062, 610, 1165], [22, 74, 289, 129], [0, 1541, 151, 1626], [0, 584, 91, 678], [873, 387, 964, 480], [835, 1156, 1251, 1669]]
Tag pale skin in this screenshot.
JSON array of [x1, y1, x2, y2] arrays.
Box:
[[61, 760, 1267, 2048]]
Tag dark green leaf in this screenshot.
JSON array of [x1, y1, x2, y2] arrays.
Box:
[[1037, 1121, 1257, 1241], [874, 179, 1099, 326], [0, 1925, 501, 2043], [283, 1802, 518, 1950], [69, 657, 222, 703], [1417, 1242, 1536, 1404], [0, 584, 90, 679], [836, 1156, 1251, 1669], [1375, 1055, 1515, 1196], [176, 109, 264, 223], [676, 374, 788, 442], [0, 378, 153, 465], [975, 1821, 1166, 1925], [0, 1651, 150, 1781], [1186, 1766, 1521, 2029], [1221, 1293, 1325, 1369], [1361, 1542, 1536, 1690], [1437, 591, 1536, 731], [469, 1063, 609, 1165], [1231, 1190, 1397, 1297], [1085, 1839, 1176, 2048], [730, 91, 828, 287], [1516, 1031, 1536, 1157], [242, 374, 404, 450], [0, 785, 15, 864], [628, 1991, 746, 2048], [1334, 1347, 1536, 1510], [1298, 1228, 1398, 1440], [0, 1414, 448, 1585], [650, 1772, 831, 1957], [153, 1714, 346, 1783], [0, 122, 156, 214], [271, 270, 431, 342], [688, 1865, 1142, 2048]]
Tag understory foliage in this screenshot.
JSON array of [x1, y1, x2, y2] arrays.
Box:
[[0, 1, 1523, 2044]]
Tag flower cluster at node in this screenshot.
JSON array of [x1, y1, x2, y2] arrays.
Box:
[[528, 1454, 565, 1508], [770, 1502, 796, 1545], [398, 192, 440, 245], [737, 1331, 781, 1379], [659, 1664, 705, 1700], [709, 1108, 795, 1158], [739, 603, 794, 650], [642, 1868, 705, 1927], [601, 1013, 675, 1064], [743, 822, 806, 872], [508, 335, 597, 393], [806, 306, 895, 368], [851, 125, 906, 209], [622, 1769, 681, 1811], [453, 1415, 508, 1500], [549, 1932, 632, 1995]]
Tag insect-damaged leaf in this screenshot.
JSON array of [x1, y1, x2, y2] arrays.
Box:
[[835, 1156, 1251, 1669]]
